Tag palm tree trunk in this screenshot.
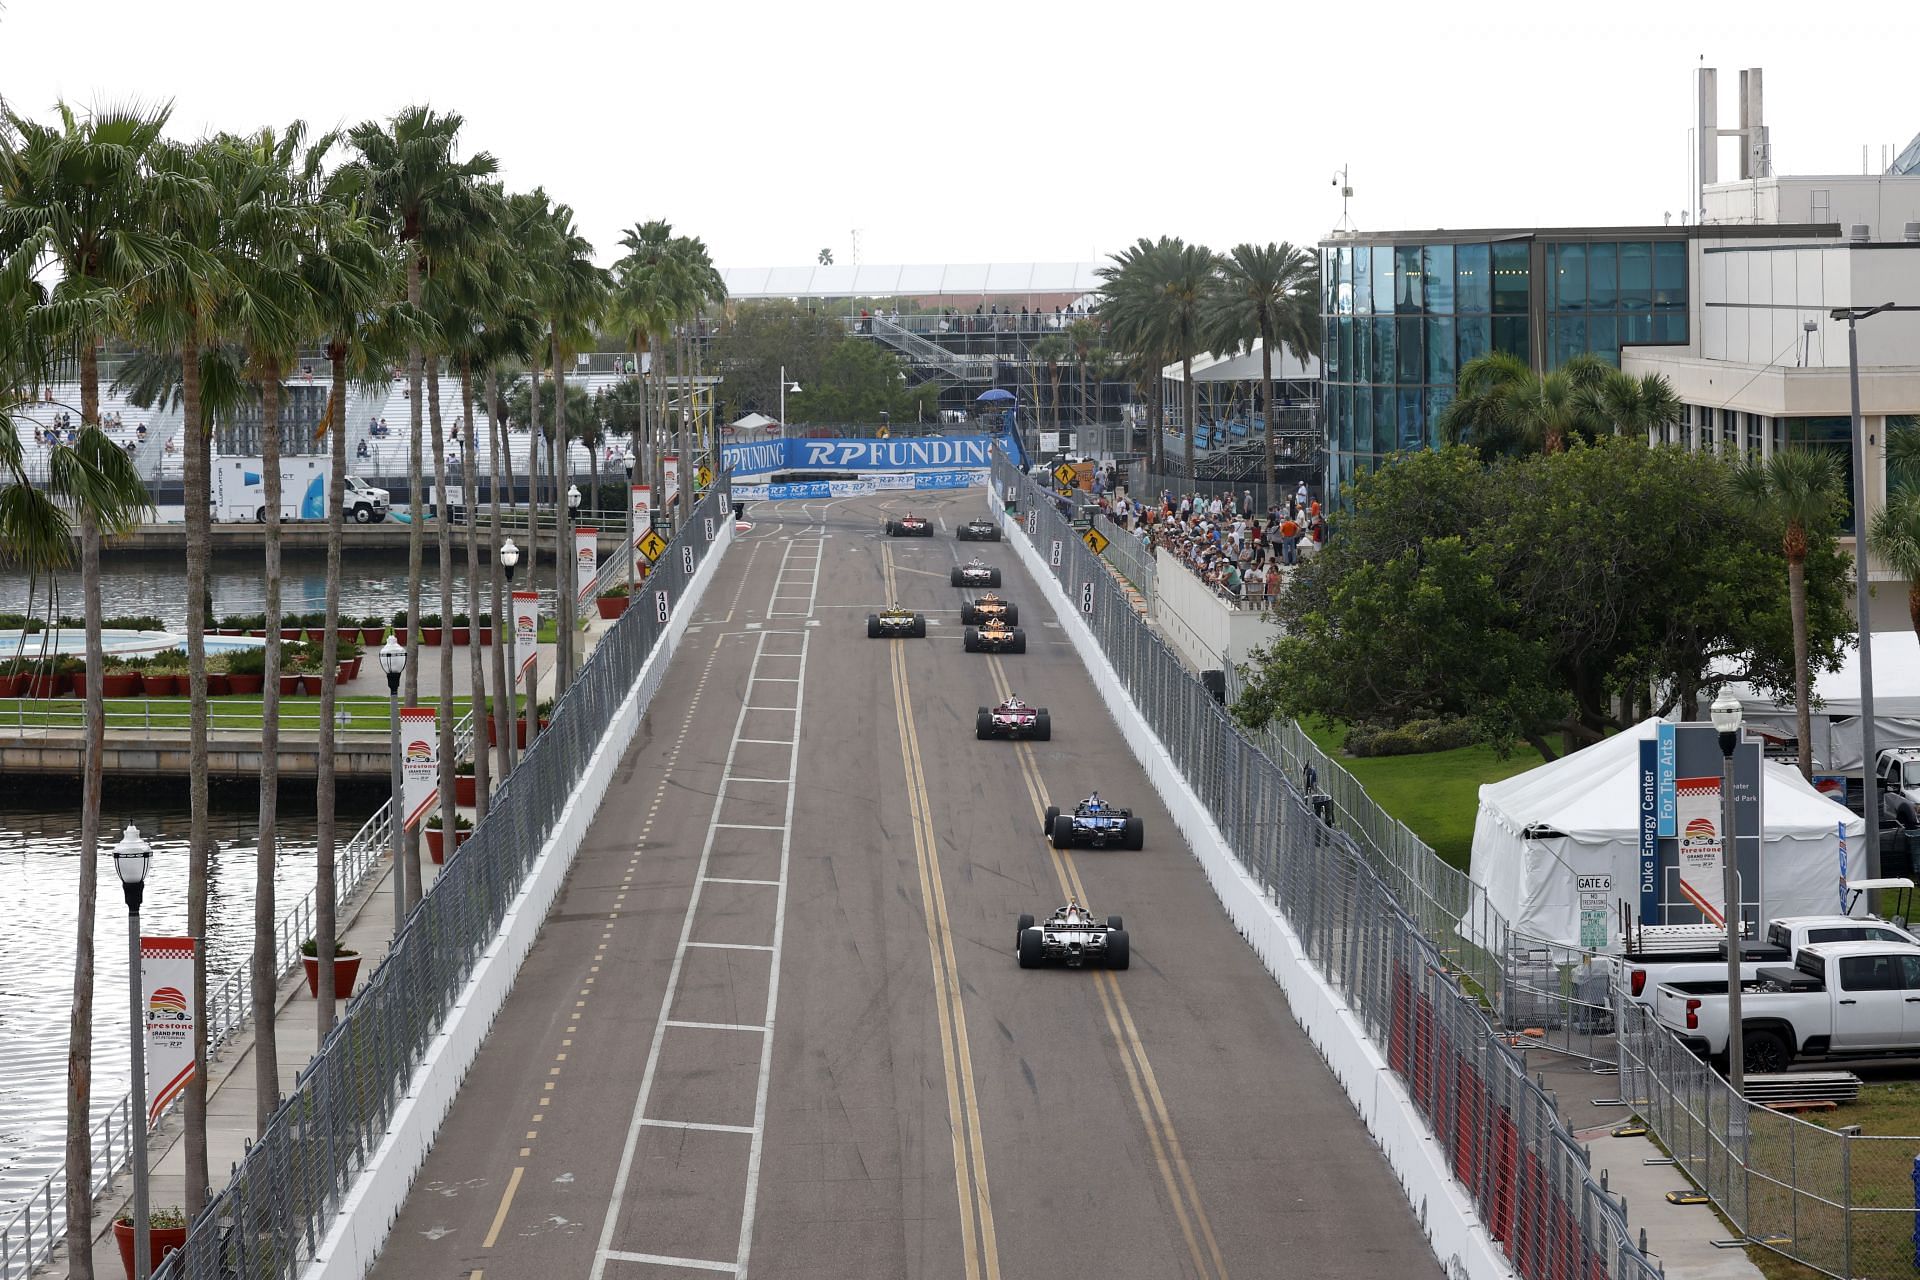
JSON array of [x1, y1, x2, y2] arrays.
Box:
[[1789, 550, 1814, 781], [1260, 324, 1275, 490], [461, 359, 490, 819], [1182, 356, 1196, 478], [180, 335, 212, 1215], [404, 252, 427, 900], [315, 343, 349, 1033], [253, 366, 284, 1131], [429, 363, 456, 879], [526, 372, 543, 751], [486, 370, 514, 780], [553, 330, 573, 693]]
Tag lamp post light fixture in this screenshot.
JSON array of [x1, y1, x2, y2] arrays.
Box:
[[379, 637, 408, 937], [1711, 692, 1747, 1098], [499, 539, 522, 766], [779, 365, 802, 428], [112, 824, 154, 1280], [623, 447, 638, 597], [566, 483, 581, 513]]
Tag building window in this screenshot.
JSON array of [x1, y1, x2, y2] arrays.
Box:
[[1427, 317, 1457, 387], [1492, 242, 1529, 313], [1619, 241, 1652, 311], [1373, 249, 1396, 320], [1455, 244, 1490, 314], [1398, 388, 1425, 451], [1423, 244, 1455, 313], [1354, 246, 1372, 315], [1552, 243, 1587, 311], [1354, 384, 1372, 454], [1396, 317, 1423, 383], [1458, 316, 1491, 367], [1493, 315, 1529, 360], [1395, 245, 1423, 314]]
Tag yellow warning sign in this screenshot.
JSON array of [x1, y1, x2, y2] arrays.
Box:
[[695, 464, 713, 489], [636, 528, 668, 563], [1081, 525, 1110, 555], [1051, 461, 1077, 488]]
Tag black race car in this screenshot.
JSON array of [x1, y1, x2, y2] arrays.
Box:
[[950, 558, 1002, 588], [958, 594, 1019, 626], [1042, 793, 1144, 849], [885, 514, 933, 537], [956, 518, 1002, 542], [963, 618, 1026, 653], [976, 696, 1050, 740], [1016, 900, 1130, 969], [866, 605, 927, 638]]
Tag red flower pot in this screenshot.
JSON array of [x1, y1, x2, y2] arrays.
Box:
[[361, 627, 387, 645], [248, 629, 269, 638], [279, 628, 303, 642], [0, 674, 22, 696], [455, 774, 477, 806], [278, 673, 303, 696], [206, 673, 232, 696], [421, 627, 443, 646], [426, 827, 471, 863], [487, 718, 530, 749], [216, 628, 241, 636], [138, 673, 177, 696], [114, 1219, 187, 1277], [101, 673, 142, 698], [228, 674, 265, 695], [337, 663, 355, 686], [477, 627, 494, 645], [451, 627, 471, 646], [302, 954, 362, 998], [596, 595, 629, 619]]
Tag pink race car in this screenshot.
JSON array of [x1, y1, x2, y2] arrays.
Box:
[[976, 696, 1051, 740]]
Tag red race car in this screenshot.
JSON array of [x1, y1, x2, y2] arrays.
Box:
[[885, 514, 933, 537], [976, 695, 1051, 740]]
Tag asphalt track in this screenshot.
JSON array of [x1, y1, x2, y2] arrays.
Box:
[[368, 488, 1437, 1280]]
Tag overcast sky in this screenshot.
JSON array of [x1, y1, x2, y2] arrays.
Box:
[[4, 0, 1917, 271]]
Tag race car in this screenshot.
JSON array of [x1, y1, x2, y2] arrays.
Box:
[[866, 604, 927, 638], [958, 593, 1019, 626], [976, 695, 1050, 740], [955, 518, 1002, 542], [1043, 792, 1144, 850], [963, 618, 1026, 653], [1015, 900, 1130, 969], [884, 514, 933, 537], [949, 558, 1002, 588]]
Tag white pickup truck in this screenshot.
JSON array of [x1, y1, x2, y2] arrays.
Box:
[[1653, 941, 1920, 1073], [1623, 907, 1920, 1010]]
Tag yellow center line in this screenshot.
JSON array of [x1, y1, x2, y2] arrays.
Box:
[[987, 656, 1229, 1280], [481, 1165, 524, 1249]]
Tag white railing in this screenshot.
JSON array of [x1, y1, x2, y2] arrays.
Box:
[[0, 708, 473, 1280]]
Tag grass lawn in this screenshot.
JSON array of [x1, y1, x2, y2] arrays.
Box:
[[0, 693, 515, 734], [1300, 719, 1539, 869]]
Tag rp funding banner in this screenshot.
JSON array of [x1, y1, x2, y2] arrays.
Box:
[[1675, 775, 1725, 925], [142, 936, 196, 1129], [401, 706, 439, 829], [512, 590, 538, 680], [575, 528, 597, 607]]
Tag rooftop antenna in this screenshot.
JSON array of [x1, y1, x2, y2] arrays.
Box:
[[1331, 165, 1354, 231]]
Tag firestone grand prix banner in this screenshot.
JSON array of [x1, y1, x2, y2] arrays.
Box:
[[142, 936, 197, 1129], [512, 589, 539, 680], [401, 705, 440, 829], [1674, 775, 1726, 925], [721, 435, 1008, 475], [734, 470, 987, 502]]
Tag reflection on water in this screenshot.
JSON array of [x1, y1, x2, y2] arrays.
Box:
[[0, 549, 558, 634], [0, 805, 358, 1218]]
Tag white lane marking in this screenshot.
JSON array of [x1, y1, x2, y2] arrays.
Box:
[[724, 776, 789, 785], [704, 877, 781, 886], [711, 823, 785, 832], [665, 1020, 770, 1033], [751, 677, 801, 683], [602, 1250, 738, 1273], [639, 1118, 758, 1134], [589, 630, 807, 1279], [742, 706, 796, 713], [734, 738, 793, 746], [765, 534, 825, 620]]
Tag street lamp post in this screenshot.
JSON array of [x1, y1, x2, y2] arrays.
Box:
[[622, 448, 637, 598], [379, 637, 407, 937], [112, 825, 153, 1280], [1713, 693, 1746, 1096], [500, 539, 526, 762], [1834, 302, 1895, 876], [778, 367, 801, 428]]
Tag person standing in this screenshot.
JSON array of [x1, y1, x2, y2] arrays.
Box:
[[1295, 480, 1309, 511]]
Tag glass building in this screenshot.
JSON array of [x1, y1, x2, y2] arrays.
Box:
[[1319, 231, 1690, 495]]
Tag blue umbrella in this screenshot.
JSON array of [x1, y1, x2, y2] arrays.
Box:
[[975, 388, 1015, 403]]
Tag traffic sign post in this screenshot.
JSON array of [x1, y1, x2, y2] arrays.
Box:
[[1052, 461, 1077, 489], [1081, 526, 1110, 555]]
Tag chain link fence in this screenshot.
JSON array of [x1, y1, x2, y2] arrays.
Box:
[[147, 480, 729, 1280], [993, 454, 1660, 1280]]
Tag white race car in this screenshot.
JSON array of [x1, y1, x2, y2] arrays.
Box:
[[1016, 900, 1130, 969], [950, 558, 1002, 588]]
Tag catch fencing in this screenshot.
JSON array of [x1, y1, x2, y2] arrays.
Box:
[[145, 481, 729, 1280], [993, 453, 1660, 1280]]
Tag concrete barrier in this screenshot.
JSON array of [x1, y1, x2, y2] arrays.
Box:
[[303, 517, 734, 1280], [995, 499, 1513, 1280]]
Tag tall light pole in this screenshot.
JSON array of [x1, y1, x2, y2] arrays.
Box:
[[1712, 693, 1746, 1096], [379, 637, 407, 937], [112, 825, 153, 1280], [779, 367, 802, 428], [498, 538, 519, 771], [622, 447, 637, 598], [1834, 302, 1895, 875], [502, 538, 534, 751]]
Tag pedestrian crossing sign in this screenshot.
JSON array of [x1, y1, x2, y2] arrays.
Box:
[[1081, 526, 1110, 555], [695, 464, 713, 490], [637, 528, 668, 563], [1051, 462, 1077, 488]]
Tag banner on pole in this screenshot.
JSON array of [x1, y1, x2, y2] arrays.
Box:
[[575, 527, 598, 607], [631, 485, 652, 541], [1656, 722, 1678, 837], [1674, 775, 1725, 925], [142, 936, 196, 1130], [664, 455, 680, 506], [1638, 738, 1659, 924], [512, 590, 538, 680], [401, 706, 439, 829]]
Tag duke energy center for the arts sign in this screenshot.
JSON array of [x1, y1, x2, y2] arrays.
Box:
[[722, 435, 1003, 474]]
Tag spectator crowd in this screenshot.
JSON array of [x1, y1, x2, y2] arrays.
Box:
[[1092, 477, 1326, 607]]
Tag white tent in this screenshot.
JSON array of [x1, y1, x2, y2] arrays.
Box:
[[1469, 719, 1865, 950], [1722, 630, 1920, 769], [729, 412, 780, 433]]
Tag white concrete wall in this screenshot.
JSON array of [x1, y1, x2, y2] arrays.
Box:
[[1149, 547, 1283, 674], [303, 515, 734, 1280]]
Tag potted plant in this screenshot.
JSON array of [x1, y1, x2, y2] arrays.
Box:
[[277, 614, 303, 642], [204, 652, 232, 697], [450, 612, 471, 646], [419, 612, 444, 646], [218, 613, 250, 636], [485, 697, 529, 749], [475, 612, 494, 645], [596, 583, 630, 619], [454, 758, 477, 806], [239, 612, 269, 638], [336, 636, 364, 682], [424, 811, 473, 863], [0, 657, 26, 697], [281, 642, 321, 696], [390, 609, 411, 645], [360, 614, 388, 646], [300, 938, 362, 998], [143, 653, 187, 697], [113, 1204, 188, 1276], [102, 656, 146, 698], [538, 697, 554, 731], [225, 644, 267, 695]]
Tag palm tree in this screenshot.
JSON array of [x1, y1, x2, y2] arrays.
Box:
[[1030, 334, 1070, 435], [1205, 242, 1319, 486], [1871, 490, 1920, 643], [1587, 368, 1683, 444], [1064, 317, 1103, 438], [1436, 350, 1611, 456], [612, 219, 688, 517], [1, 99, 197, 1255], [1099, 237, 1217, 478], [347, 106, 497, 908], [1734, 448, 1846, 780]]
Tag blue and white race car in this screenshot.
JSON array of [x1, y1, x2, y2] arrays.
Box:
[[1043, 792, 1144, 850]]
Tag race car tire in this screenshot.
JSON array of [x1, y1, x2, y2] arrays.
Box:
[[1001, 603, 1019, 626], [1016, 912, 1035, 936], [956, 527, 972, 541], [1050, 814, 1076, 849], [1010, 629, 1027, 654], [963, 627, 979, 652], [976, 709, 992, 739], [867, 615, 881, 638], [1123, 816, 1145, 850], [950, 567, 966, 587], [986, 527, 1002, 541], [1106, 915, 1124, 931], [1017, 927, 1045, 968], [1034, 711, 1051, 741], [985, 569, 1002, 587], [916, 525, 932, 537], [912, 614, 926, 638], [960, 603, 979, 625], [1105, 929, 1131, 970], [1043, 805, 1059, 833], [885, 521, 898, 536]]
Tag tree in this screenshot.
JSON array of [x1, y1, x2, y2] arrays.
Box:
[[818, 247, 833, 266], [1589, 368, 1682, 442], [1872, 489, 1920, 643], [1205, 242, 1319, 485], [703, 299, 842, 419], [1733, 448, 1848, 779], [1029, 334, 1070, 434], [1099, 237, 1217, 478], [1064, 317, 1103, 438], [1437, 351, 1616, 457]]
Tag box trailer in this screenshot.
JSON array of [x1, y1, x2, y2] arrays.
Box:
[[212, 456, 330, 523]]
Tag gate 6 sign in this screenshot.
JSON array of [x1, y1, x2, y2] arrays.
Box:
[[1049, 539, 1062, 568], [682, 545, 695, 576], [1079, 581, 1094, 615], [655, 589, 671, 624]]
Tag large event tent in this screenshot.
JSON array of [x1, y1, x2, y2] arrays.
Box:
[[1723, 630, 1920, 770]]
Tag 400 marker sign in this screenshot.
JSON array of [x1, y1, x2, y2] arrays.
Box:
[[1079, 581, 1095, 615], [655, 589, 671, 624]]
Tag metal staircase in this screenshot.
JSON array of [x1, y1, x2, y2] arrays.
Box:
[[866, 315, 994, 382]]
